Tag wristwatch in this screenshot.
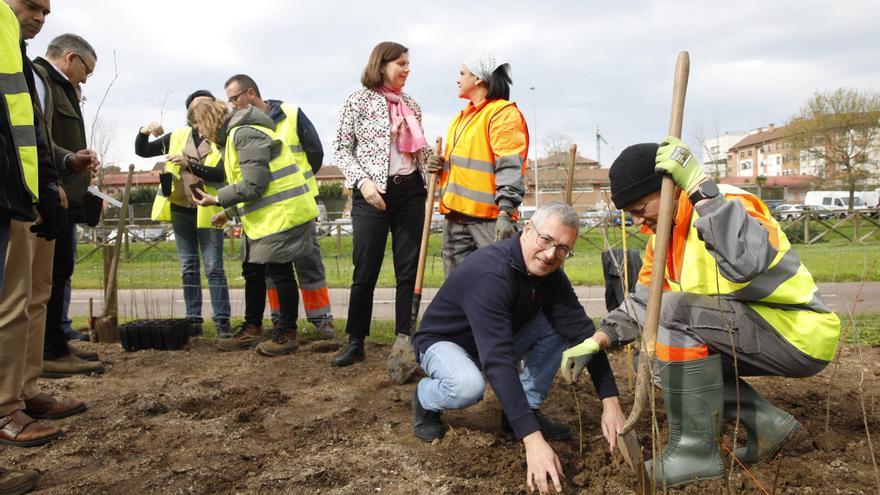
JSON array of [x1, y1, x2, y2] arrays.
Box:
[[689, 180, 720, 204]]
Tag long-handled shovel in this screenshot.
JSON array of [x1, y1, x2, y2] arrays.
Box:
[[388, 137, 444, 384], [615, 51, 690, 493]]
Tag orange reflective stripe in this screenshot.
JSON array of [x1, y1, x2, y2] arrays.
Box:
[[655, 341, 709, 362], [267, 287, 280, 312], [300, 287, 330, 311]]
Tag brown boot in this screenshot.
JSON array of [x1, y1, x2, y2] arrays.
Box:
[[24, 393, 87, 420], [256, 328, 299, 357], [41, 354, 105, 379], [216, 323, 267, 352], [0, 410, 63, 447], [68, 343, 99, 362], [0, 466, 40, 495]]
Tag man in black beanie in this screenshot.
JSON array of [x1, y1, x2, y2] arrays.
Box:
[[597, 136, 839, 489]]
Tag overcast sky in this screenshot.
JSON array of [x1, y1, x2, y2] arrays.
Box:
[[24, 0, 880, 171]]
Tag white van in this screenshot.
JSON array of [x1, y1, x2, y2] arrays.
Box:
[[803, 191, 866, 213]]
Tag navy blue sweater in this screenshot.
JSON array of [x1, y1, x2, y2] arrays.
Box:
[[413, 233, 619, 439]]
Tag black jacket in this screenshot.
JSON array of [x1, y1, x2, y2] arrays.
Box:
[[413, 232, 619, 439], [32, 56, 87, 223]]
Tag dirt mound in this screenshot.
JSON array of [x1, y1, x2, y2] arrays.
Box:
[[4, 339, 879, 494]]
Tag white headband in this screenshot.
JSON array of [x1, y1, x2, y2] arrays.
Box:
[[464, 53, 511, 82]]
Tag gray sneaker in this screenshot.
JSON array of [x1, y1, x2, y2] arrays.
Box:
[[215, 321, 234, 339], [315, 320, 336, 340]]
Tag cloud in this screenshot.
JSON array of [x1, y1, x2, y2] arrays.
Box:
[[23, 0, 880, 172]]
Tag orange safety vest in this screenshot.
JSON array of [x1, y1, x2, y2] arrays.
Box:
[[439, 99, 528, 219]]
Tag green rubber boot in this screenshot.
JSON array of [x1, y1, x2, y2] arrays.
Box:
[[646, 355, 726, 488], [723, 376, 800, 464]]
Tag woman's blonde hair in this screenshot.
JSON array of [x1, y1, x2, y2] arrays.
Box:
[[360, 41, 408, 89], [187, 99, 229, 140]]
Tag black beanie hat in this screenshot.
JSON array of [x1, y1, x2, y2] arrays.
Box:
[[609, 143, 662, 209], [185, 90, 214, 110]]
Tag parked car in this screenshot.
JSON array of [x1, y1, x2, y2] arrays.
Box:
[[803, 205, 835, 220], [579, 211, 609, 227], [773, 204, 803, 221]]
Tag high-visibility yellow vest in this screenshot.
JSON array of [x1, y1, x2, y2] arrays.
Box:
[[150, 126, 224, 228], [1, 3, 38, 202], [656, 184, 840, 361], [224, 124, 318, 240], [439, 99, 527, 219], [275, 102, 319, 197]]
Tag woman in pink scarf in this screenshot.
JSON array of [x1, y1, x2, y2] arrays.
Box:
[[331, 41, 431, 367]]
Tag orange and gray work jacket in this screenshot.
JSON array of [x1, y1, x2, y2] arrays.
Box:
[[439, 99, 529, 220], [601, 185, 840, 363]]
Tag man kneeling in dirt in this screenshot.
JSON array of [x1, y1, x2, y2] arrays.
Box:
[[601, 139, 841, 488], [411, 202, 625, 494]]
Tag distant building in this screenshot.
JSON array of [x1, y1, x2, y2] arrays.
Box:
[[701, 131, 746, 178], [96, 166, 161, 197], [523, 153, 613, 211]]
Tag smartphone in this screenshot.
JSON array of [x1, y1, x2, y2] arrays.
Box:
[[189, 181, 204, 200]]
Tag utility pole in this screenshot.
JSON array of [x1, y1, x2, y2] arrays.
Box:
[[530, 86, 540, 207]]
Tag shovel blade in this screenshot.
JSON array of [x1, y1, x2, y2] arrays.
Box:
[[388, 334, 419, 384], [617, 430, 650, 494]]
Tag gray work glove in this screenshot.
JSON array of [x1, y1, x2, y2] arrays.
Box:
[[426, 154, 444, 174], [495, 214, 517, 241]]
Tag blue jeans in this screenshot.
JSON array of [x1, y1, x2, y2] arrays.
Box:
[[416, 312, 568, 412], [171, 209, 231, 324]]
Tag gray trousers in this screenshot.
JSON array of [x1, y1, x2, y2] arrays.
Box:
[[602, 291, 828, 378], [441, 219, 495, 278]]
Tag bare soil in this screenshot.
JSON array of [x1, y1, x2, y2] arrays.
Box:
[[4, 338, 880, 494]]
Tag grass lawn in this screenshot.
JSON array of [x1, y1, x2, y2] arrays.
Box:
[[71, 224, 880, 290]]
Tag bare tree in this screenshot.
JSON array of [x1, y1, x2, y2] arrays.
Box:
[[542, 132, 574, 162], [785, 88, 880, 212]]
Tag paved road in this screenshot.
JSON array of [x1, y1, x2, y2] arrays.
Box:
[[70, 282, 879, 321]]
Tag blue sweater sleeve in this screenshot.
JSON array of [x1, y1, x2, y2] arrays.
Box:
[[543, 270, 620, 399], [461, 272, 540, 440]]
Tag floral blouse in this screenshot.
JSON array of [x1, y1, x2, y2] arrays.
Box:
[[332, 88, 430, 191]]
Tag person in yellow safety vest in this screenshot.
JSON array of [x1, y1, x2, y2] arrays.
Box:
[[426, 53, 529, 277], [189, 99, 319, 358], [136, 90, 232, 338], [222, 74, 335, 340], [585, 139, 841, 489], [0, 2, 66, 492]]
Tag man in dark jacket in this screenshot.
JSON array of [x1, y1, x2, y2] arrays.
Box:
[[411, 201, 625, 495], [31, 33, 103, 376]]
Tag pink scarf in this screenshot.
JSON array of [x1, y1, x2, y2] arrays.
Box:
[[377, 86, 426, 153]]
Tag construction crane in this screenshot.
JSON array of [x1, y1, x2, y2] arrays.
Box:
[[595, 126, 608, 166]]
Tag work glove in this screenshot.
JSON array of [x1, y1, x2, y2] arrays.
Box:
[[426, 153, 444, 174], [560, 338, 600, 384], [655, 136, 707, 196], [495, 214, 517, 241]]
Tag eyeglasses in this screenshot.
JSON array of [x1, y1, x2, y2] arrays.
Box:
[[227, 90, 247, 104], [72, 54, 94, 77], [625, 200, 650, 218], [531, 224, 574, 260]]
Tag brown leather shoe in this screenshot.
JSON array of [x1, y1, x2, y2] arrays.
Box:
[[24, 393, 86, 421], [216, 323, 267, 352], [255, 328, 299, 357], [68, 343, 99, 362], [0, 466, 40, 495], [41, 354, 105, 379], [0, 410, 63, 447]]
